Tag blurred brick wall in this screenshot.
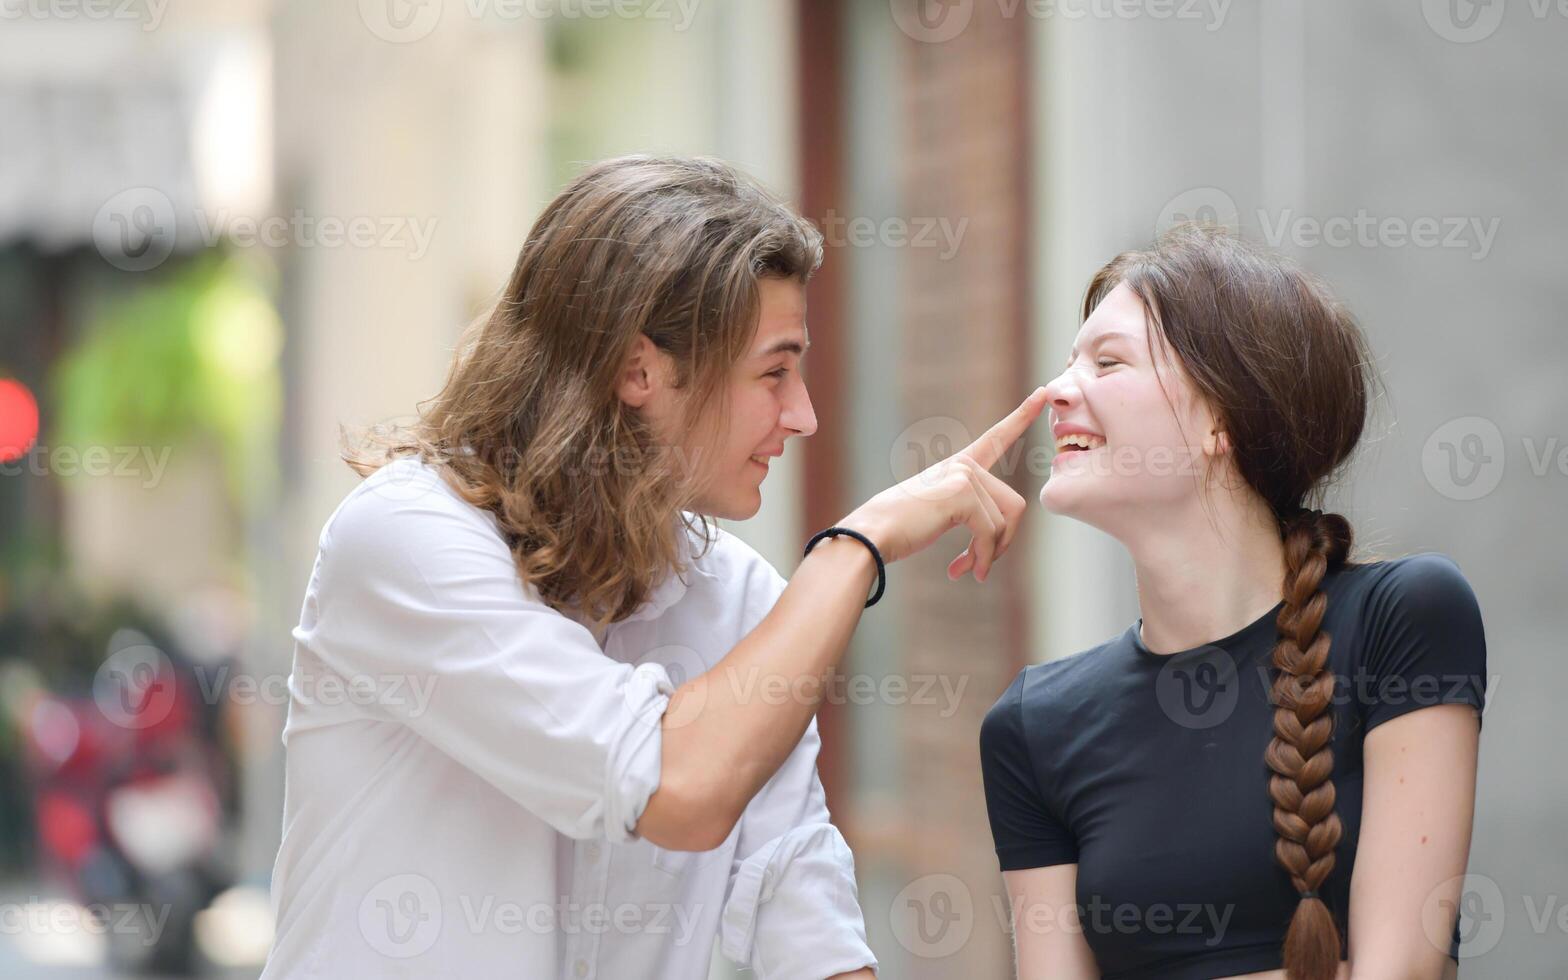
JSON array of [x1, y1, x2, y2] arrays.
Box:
[[895, 4, 1035, 975]]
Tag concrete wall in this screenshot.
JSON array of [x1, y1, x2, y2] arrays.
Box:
[[1029, 2, 1568, 975]]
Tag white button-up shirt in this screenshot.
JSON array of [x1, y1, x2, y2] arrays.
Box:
[[260, 456, 876, 979]]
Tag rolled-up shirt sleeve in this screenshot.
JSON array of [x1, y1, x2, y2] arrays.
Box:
[[299, 471, 672, 844], [715, 564, 876, 978], [719, 716, 876, 979]]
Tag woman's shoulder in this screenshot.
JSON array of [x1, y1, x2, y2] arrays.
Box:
[[982, 637, 1123, 742], [1335, 545, 1467, 583], [1336, 550, 1479, 618]]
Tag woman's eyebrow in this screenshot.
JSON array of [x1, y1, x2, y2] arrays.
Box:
[[1066, 330, 1135, 363]]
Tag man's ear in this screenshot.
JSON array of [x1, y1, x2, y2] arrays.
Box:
[[616, 334, 662, 409]]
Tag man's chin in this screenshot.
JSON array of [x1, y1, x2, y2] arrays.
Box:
[[693, 490, 763, 522]]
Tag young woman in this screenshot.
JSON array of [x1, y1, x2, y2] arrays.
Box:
[[261, 155, 1043, 979], [981, 225, 1486, 980]]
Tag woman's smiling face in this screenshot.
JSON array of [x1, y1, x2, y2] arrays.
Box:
[[1039, 281, 1228, 529]]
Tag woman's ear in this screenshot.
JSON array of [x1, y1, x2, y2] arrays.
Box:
[[616, 334, 662, 409], [1194, 398, 1230, 458], [1204, 427, 1231, 457]]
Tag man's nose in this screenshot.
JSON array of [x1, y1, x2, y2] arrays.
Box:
[[783, 377, 817, 438]]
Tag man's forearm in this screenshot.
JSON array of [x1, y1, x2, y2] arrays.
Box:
[[637, 535, 876, 849]]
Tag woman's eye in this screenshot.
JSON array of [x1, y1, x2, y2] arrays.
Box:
[[1096, 359, 1119, 369], [766, 367, 789, 379]]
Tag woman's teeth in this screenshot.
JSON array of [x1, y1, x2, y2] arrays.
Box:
[[1054, 433, 1106, 452]]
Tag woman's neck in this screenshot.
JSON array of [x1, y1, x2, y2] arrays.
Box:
[[1127, 495, 1288, 656]]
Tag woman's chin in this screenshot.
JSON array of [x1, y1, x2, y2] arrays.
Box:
[[1038, 478, 1089, 518]]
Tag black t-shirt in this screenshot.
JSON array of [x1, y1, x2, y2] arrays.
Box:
[[979, 552, 1487, 980]]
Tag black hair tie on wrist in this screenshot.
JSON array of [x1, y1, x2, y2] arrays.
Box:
[[803, 526, 886, 608]]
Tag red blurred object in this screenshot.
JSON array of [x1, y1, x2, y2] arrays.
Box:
[[36, 791, 98, 867], [22, 671, 233, 974], [0, 377, 40, 462]]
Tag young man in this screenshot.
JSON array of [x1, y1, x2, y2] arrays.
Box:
[[260, 156, 1043, 979]]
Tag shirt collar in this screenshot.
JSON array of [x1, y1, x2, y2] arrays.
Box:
[[615, 512, 714, 625]]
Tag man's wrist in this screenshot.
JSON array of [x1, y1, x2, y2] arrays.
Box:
[[803, 532, 879, 598]]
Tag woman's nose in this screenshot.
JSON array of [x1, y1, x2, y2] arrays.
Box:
[[1042, 367, 1081, 411]]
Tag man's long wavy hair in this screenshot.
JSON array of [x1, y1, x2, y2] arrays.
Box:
[[1083, 223, 1384, 980], [343, 155, 822, 629]]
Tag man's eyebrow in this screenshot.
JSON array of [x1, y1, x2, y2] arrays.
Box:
[[1066, 330, 1135, 363], [756, 337, 811, 358]]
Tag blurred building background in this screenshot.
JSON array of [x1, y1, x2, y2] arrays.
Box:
[[0, 0, 1562, 976]]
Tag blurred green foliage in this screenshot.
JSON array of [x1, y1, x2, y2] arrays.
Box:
[[49, 251, 283, 514]]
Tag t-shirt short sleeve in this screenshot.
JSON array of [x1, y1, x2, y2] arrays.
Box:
[[979, 669, 1079, 871], [1357, 553, 1488, 733]]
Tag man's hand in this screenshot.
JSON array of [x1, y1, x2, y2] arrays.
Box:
[[841, 386, 1046, 582]]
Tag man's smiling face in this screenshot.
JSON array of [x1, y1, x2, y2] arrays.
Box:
[[633, 276, 818, 521]]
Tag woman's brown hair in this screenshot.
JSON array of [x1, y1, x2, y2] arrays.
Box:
[[1083, 223, 1384, 980], [344, 155, 822, 630]]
